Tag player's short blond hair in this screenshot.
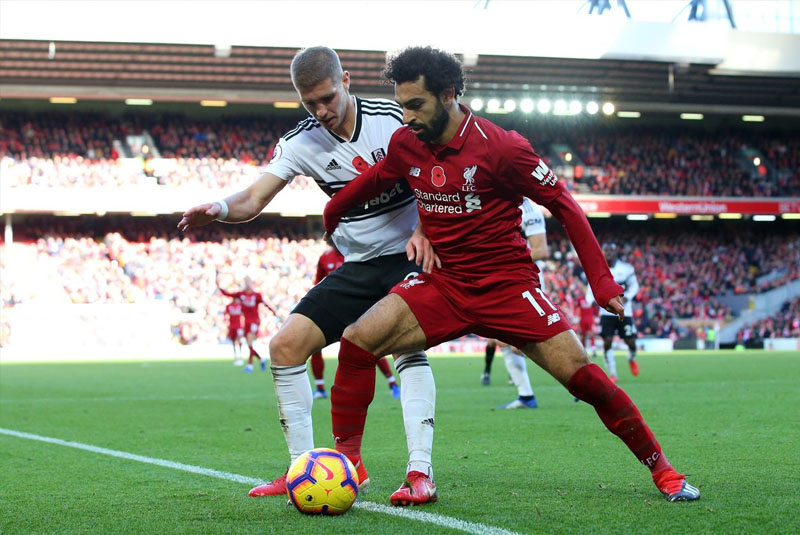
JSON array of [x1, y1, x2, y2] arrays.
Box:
[[291, 46, 343, 90]]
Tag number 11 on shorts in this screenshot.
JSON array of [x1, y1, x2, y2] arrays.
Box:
[[522, 289, 557, 317]]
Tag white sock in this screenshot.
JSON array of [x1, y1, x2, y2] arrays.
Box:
[[314, 379, 325, 388], [271, 364, 314, 462], [604, 348, 618, 377], [502, 346, 534, 397], [394, 351, 435, 478]]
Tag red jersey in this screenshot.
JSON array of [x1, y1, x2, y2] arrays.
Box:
[[220, 289, 274, 321], [315, 248, 345, 284], [324, 105, 622, 308], [225, 302, 243, 326], [577, 296, 597, 325]]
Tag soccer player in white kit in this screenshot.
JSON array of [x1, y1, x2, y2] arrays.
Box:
[[586, 243, 641, 381], [178, 47, 438, 505], [483, 199, 550, 409]]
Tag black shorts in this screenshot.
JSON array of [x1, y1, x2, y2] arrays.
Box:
[[600, 316, 637, 339], [292, 253, 421, 346]]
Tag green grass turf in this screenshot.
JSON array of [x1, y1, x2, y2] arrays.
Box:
[[1, 350, 799, 534]]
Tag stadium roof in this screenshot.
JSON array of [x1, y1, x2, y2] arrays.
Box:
[[1, 39, 799, 115]]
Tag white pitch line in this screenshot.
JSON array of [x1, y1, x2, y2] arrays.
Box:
[[0, 394, 264, 404], [0, 427, 521, 535]]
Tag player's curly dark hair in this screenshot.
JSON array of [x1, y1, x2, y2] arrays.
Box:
[[384, 46, 465, 98]]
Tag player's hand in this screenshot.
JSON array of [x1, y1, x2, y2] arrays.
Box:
[[322, 208, 340, 239], [406, 231, 441, 274], [604, 295, 625, 321], [177, 202, 221, 231]]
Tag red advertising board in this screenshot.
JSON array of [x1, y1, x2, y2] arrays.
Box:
[[572, 196, 800, 215]]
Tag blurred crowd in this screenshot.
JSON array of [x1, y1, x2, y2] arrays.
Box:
[[736, 297, 800, 344], [545, 222, 800, 340], [2, 217, 798, 348], [571, 130, 800, 197], [2, 217, 325, 345], [2, 112, 798, 197]]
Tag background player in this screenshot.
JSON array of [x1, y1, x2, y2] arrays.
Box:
[[586, 243, 640, 380], [484, 199, 549, 410], [310, 243, 400, 400], [217, 273, 278, 373], [224, 295, 245, 366], [323, 46, 699, 503], [179, 46, 439, 505], [576, 287, 599, 359]]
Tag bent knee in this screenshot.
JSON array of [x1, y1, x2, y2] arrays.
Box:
[[557, 340, 592, 383], [269, 330, 311, 366]]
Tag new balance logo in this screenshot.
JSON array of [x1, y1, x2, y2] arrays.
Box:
[[409, 167, 420, 177], [325, 159, 342, 171], [421, 418, 435, 428], [546, 313, 561, 326]]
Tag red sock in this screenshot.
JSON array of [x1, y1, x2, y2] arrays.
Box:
[[310, 352, 325, 381], [376, 357, 396, 387], [331, 337, 379, 462], [249, 344, 260, 361], [568, 363, 671, 473]]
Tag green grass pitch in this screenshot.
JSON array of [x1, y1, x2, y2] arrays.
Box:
[[2, 350, 799, 534]]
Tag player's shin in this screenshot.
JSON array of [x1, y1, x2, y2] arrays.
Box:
[[604, 348, 618, 377], [394, 351, 435, 477], [503, 349, 534, 397], [331, 337, 379, 463], [567, 363, 671, 473], [271, 363, 315, 462]]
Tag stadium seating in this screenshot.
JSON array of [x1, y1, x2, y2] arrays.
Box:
[[737, 297, 800, 343], [2, 112, 798, 197], [3, 217, 797, 347]]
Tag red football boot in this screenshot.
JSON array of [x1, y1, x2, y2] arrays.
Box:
[[248, 471, 287, 497], [629, 359, 640, 377], [390, 471, 438, 506], [653, 468, 701, 502], [352, 458, 370, 491]]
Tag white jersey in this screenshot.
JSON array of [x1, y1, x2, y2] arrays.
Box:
[[265, 96, 417, 262], [520, 198, 547, 288], [587, 259, 639, 317], [520, 198, 546, 238]]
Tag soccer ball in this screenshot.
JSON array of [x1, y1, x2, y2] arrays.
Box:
[[286, 448, 359, 515]]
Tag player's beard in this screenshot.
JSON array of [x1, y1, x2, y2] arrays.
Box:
[[411, 99, 449, 142]]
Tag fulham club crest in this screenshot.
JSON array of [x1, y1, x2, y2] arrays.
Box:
[[431, 166, 447, 187], [371, 148, 386, 163]]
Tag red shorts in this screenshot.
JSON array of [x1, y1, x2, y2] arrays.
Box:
[[228, 326, 244, 341], [245, 320, 259, 335], [390, 270, 572, 349], [579, 320, 594, 334]]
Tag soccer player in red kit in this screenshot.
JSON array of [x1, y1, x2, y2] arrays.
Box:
[[323, 46, 699, 503], [310, 245, 400, 400], [576, 292, 599, 361], [225, 296, 246, 366], [218, 274, 278, 373]]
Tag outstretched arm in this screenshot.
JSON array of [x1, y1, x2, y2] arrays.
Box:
[[544, 193, 623, 319], [178, 172, 288, 231], [262, 299, 278, 317], [500, 135, 623, 314], [216, 271, 236, 298], [322, 159, 400, 236]]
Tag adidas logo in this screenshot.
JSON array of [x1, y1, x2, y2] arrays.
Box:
[[325, 159, 342, 171]]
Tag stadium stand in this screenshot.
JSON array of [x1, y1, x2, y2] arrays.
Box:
[[737, 297, 800, 343], [3, 216, 798, 349], [2, 111, 798, 197]]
